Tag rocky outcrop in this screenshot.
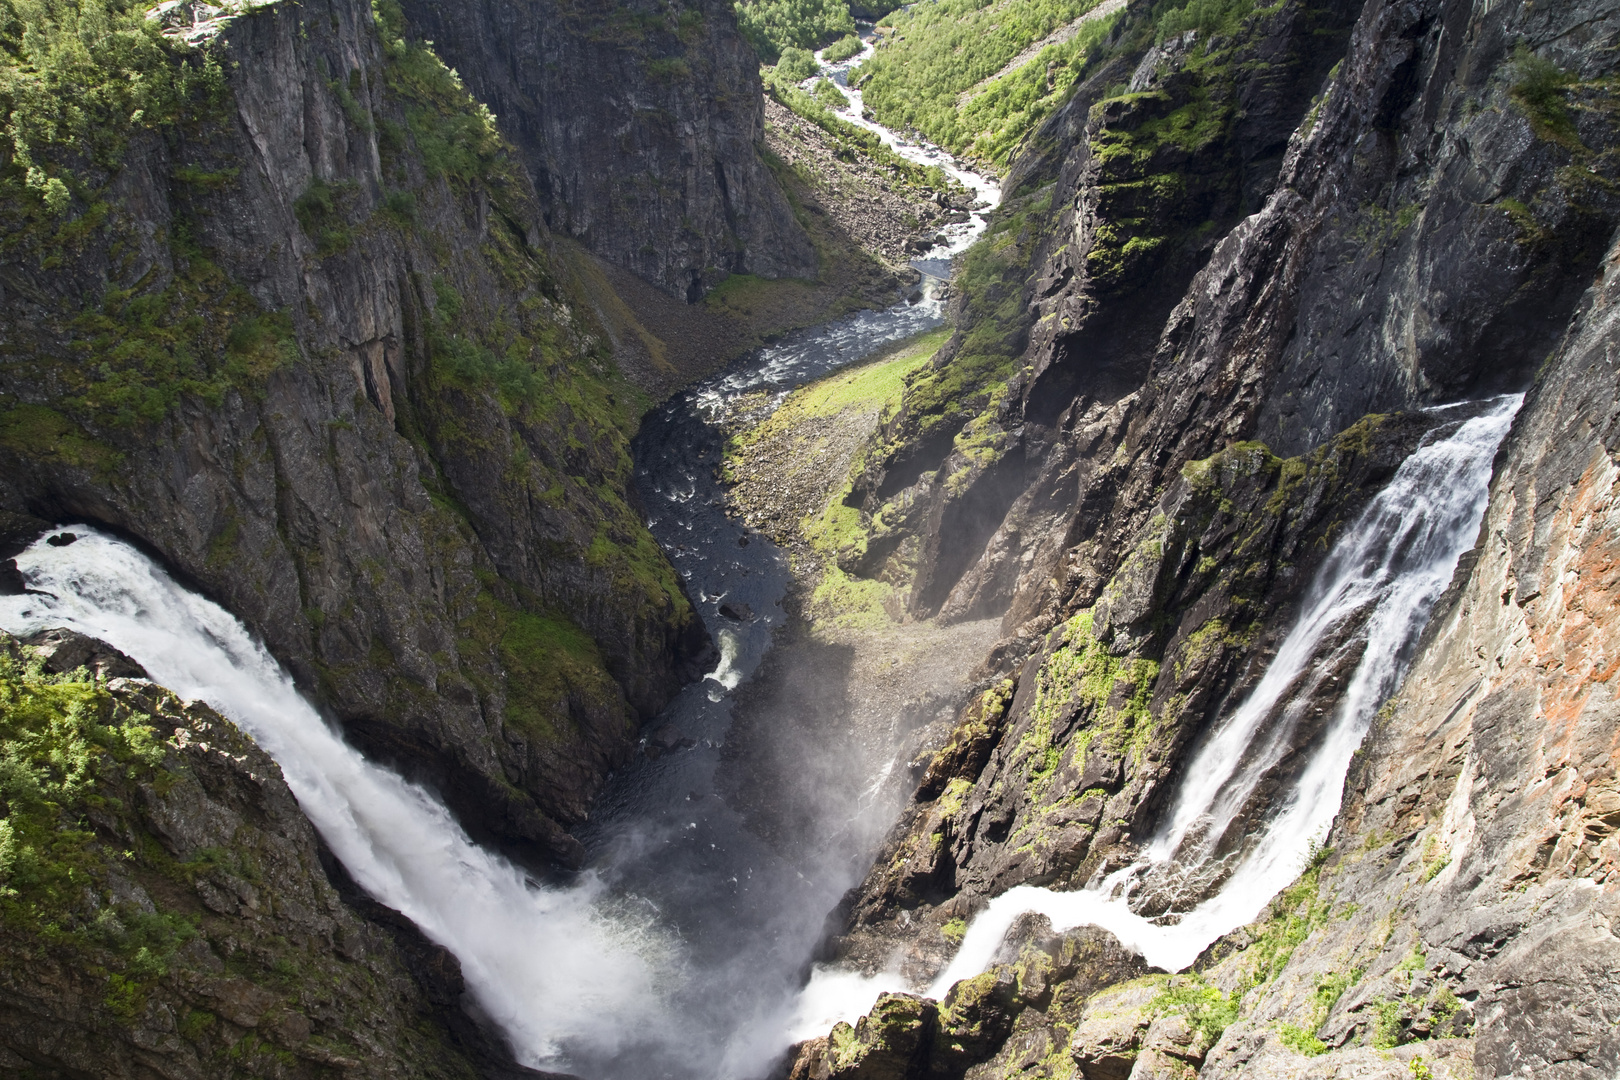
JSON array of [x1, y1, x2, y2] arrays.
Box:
[[0, 0, 710, 867], [393, 0, 817, 301], [814, 0, 1620, 1072], [1186, 221, 1620, 1080], [0, 632, 519, 1078], [834, 411, 1443, 968], [788, 925, 1152, 1080]]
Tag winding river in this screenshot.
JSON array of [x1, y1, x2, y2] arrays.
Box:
[[0, 53, 1007, 1080], [0, 31, 1531, 1080]]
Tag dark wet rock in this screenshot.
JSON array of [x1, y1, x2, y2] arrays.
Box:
[[44, 531, 76, 547], [393, 0, 816, 301], [19, 627, 148, 680], [720, 601, 756, 622], [643, 723, 696, 760]]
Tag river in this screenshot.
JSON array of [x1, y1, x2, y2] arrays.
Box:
[[0, 40, 1532, 1079], [0, 72, 1009, 1079]]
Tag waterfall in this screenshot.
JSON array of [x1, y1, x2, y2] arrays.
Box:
[[896, 394, 1520, 995], [0, 531, 674, 1071]]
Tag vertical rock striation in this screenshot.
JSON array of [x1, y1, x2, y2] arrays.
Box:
[[0, 0, 713, 868], [393, 0, 818, 301]]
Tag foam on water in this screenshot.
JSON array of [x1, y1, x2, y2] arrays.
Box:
[[803, 394, 1523, 1013], [0, 531, 674, 1070]]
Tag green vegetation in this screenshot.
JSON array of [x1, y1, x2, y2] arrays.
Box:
[[888, 184, 1052, 448], [1149, 974, 1240, 1046], [372, 0, 513, 187], [823, 33, 864, 63], [775, 44, 822, 82], [1230, 844, 1334, 994], [1012, 611, 1158, 802], [942, 917, 968, 944], [855, 0, 1112, 163], [763, 66, 964, 208], [1510, 45, 1581, 150], [493, 605, 625, 746], [791, 328, 951, 551], [735, 0, 855, 64], [1278, 967, 1361, 1056], [0, 0, 297, 432], [0, 0, 227, 199]]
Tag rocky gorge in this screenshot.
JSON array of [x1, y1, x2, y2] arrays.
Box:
[[0, 0, 1617, 1077]]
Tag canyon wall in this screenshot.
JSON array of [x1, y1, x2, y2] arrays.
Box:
[[0, 0, 718, 870], [806, 0, 1620, 1072], [396, 0, 818, 301]]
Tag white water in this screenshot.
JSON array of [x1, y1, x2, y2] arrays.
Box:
[[801, 394, 1522, 1014], [811, 35, 1002, 259], [0, 532, 676, 1071]]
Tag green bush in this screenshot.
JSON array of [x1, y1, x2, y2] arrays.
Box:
[[735, 0, 855, 64], [823, 33, 864, 63], [1154, 0, 1255, 43], [775, 44, 822, 82], [811, 76, 847, 107], [1510, 45, 1581, 148]]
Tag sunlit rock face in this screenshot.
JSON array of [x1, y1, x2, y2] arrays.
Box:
[[814, 0, 1620, 1070], [0, 0, 712, 870], [395, 0, 818, 301]]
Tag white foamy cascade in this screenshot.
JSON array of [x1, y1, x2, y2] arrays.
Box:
[[0, 531, 675, 1070], [811, 37, 1002, 258], [793, 395, 1520, 1019], [925, 396, 1522, 986]]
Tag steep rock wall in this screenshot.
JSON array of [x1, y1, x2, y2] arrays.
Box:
[[394, 0, 819, 301], [813, 0, 1620, 1071], [0, 633, 522, 1079], [0, 0, 710, 867], [1192, 223, 1620, 1080]]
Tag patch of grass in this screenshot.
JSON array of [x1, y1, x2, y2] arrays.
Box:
[[808, 563, 896, 631], [1150, 974, 1239, 1046], [0, 405, 123, 472], [495, 606, 626, 745]]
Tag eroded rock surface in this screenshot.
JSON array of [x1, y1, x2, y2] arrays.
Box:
[[0, 633, 519, 1078], [0, 0, 714, 867]]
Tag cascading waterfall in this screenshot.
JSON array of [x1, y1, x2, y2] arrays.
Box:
[[0, 530, 676, 1070], [813, 394, 1522, 1010]]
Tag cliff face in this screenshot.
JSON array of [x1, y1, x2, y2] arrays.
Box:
[[394, 0, 818, 301], [0, 0, 712, 868], [0, 632, 513, 1079], [810, 0, 1620, 1071], [1189, 221, 1620, 1080]]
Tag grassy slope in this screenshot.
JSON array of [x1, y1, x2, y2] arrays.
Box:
[[724, 328, 952, 632], [855, 0, 1121, 166]]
